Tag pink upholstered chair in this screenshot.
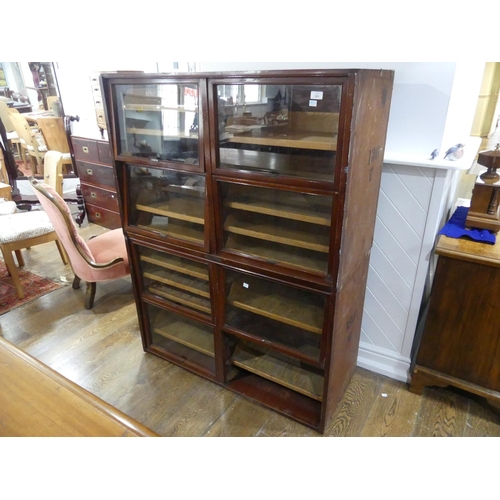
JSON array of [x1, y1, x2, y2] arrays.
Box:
[[29, 177, 130, 309]]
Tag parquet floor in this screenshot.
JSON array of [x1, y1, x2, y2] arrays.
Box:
[[1, 214, 500, 437]]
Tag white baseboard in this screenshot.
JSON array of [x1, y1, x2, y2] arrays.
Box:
[[356, 342, 411, 383]]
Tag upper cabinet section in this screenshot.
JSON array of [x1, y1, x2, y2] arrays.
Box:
[[210, 79, 343, 183], [110, 79, 204, 172]]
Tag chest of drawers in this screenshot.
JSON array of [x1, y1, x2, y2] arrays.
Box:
[[71, 136, 121, 230]]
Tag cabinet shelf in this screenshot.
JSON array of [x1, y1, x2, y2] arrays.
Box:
[[154, 320, 214, 358], [138, 219, 204, 244], [219, 148, 334, 181], [227, 277, 324, 334], [126, 127, 198, 140], [140, 254, 209, 280], [144, 268, 210, 298], [225, 233, 327, 274], [224, 213, 329, 253], [231, 345, 324, 401], [227, 132, 337, 152], [136, 197, 204, 225], [148, 285, 211, 314], [125, 104, 198, 112]]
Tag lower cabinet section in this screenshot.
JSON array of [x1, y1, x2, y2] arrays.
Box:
[[145, 302, 216, 378], [131, 238, 329, 430]]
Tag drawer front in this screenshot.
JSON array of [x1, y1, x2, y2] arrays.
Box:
[[75, 161, 116, 189], [80, 184, 119, 212], [72, 138, 99, 163], [86, 203, 121, 230], [97, 141, 113, 165]]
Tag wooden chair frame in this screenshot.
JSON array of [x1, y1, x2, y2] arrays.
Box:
[[30, 177, 126, 309]]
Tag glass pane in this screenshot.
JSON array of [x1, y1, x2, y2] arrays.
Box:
[[225, 271, 325, 352], [215, 83, 341, 181], [114, 83, 200, 165], [138, 246, 212, 318], [147, 303, 215, 374], [127, 165, 205, 245], [220, 182, 332, 275]]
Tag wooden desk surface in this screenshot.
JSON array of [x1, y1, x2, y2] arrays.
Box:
[[436, 234, 500, 267], [0, 337, 158, 437]]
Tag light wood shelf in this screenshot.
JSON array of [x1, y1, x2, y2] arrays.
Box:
[[140, 253, 208, 280], [149, 285, 211, 314], [137, 219, 204, 244], [125, 104, 198, 112], [219, 149, 334, 182], [225, 234, 327, 274], [227, 277, 324, 334], [126, 127, 198, 140], [154, 320, 214, 358], [231, 346, 323, 401], [144, 268, 210, 298], [227, 132, 336, 151], [136, 197, 204, 225], [224, 213, 330, 253]]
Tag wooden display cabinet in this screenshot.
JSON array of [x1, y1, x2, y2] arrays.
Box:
[[100, 69, 394, 433]]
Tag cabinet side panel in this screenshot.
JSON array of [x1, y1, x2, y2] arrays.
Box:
[[337, 70, 394, 289], [322, 254, 371, 429]]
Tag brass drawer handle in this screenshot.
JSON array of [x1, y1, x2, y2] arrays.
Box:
[[95, 212, 101, 218], [91, 192, 97, 198], [82, 146, 89, 154], [87, 169, 93, 175]]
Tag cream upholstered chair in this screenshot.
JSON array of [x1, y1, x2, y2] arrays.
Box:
[[30, 177, 130, 309], [0, 203, 68, 299], [0, 101, 22, 160], [36, 117, 73, 174], [9, 111, 46, 175], [43, 150, 64, 196]]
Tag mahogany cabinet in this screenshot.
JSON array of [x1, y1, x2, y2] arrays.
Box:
[[410, 235, 500, 407], [71, 135, 121, 229], [100, 69, 394, 433]]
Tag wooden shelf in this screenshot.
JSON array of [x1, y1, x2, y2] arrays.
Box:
[[140, 253, 208, 280], [125, 104, 198, 112], [144, 268, 210, 298], [219, 148, 335, 181], [224, 213, 329, 253], [225, 233, 327, 274], [126, 127, 198, 140], [225, 309, 321, 361], [227, 276, 324, 334], [137, 218, 204, 244], [149, 285, 211, 314], [136, 197, 204, 225], [154, 319, 214, 358], [227, 132, 337, 151], [231, 345, 324, 401]]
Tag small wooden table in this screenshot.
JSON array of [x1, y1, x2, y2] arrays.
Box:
[[0, 337, 158, 437], [410, 234, 500, 408]]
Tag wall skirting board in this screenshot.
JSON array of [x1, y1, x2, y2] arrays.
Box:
[[357, 138, 481, 382]]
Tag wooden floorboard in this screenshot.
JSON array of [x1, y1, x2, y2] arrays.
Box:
[[1, 217, 500, 437]]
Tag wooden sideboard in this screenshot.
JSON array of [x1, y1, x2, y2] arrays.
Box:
[[410, 234, 500, 408], [71, 135, 121, 230], [0, 337, 157, 437]]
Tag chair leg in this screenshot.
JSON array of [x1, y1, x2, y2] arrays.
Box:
[[55, 239, 68, 265], [72, 275, 81, 289], [1, 247, 24, 299], [84, 282, 96, 310], [14, 249, 25, 267]]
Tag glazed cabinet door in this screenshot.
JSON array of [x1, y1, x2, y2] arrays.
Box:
[[209, 78, 344, 184], [124, 164, 208, 251], [215, 180, 335, 278], [106, 78, 206, 173]]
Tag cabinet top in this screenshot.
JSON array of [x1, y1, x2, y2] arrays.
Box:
[[99, 68, 394, 80], [437, 234, 500, 267]]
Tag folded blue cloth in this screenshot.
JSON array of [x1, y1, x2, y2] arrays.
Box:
[[439, 206, 496, 244]]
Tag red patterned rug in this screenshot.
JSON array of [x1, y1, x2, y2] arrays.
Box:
[[0, 260, 62, 315]]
